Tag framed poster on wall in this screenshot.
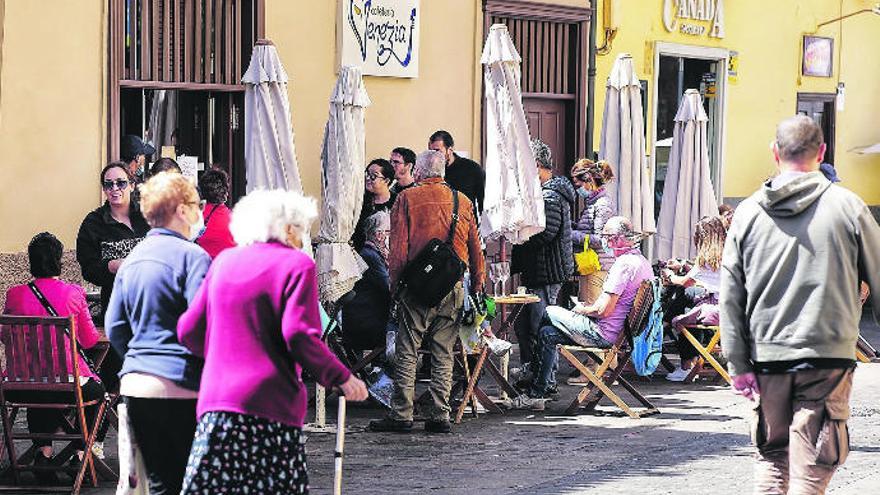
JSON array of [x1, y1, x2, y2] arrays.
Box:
[[339, 0, 421, 78], [802, 36, 833, 78]]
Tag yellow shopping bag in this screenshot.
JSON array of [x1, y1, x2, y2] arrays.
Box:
[[574, 235, 601, 276]]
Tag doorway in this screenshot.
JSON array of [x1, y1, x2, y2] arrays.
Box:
[[652, 43, 728, 220], [119, 88, 246, 200], [796, 93, 836, 164], [524, 98, 572, 178]]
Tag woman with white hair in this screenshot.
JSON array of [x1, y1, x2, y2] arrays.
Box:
[[177, 189, 368, 494]]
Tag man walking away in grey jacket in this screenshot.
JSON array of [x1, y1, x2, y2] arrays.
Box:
[[721, 115, 880, 494]]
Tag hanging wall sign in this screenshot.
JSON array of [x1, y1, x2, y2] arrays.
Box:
[[339, 0, 421, 78], [662, 0, 725, 39]]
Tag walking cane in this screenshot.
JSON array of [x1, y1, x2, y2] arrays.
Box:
[[333, 396, 347, 495]]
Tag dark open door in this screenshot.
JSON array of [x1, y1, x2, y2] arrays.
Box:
[[796, 93, 836, 164]]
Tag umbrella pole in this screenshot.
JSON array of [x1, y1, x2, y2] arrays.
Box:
[[333, 396, 347, 495]]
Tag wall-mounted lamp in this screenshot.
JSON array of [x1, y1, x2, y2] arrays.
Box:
[[597, 0, 619, 56], [815, 3, 880, 30]]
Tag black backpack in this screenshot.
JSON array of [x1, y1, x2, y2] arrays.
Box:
[[398, 187, 467, 307]]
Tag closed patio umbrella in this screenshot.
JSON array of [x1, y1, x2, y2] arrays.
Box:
[[315, 66, 371, 304], [480, 24, 545, 244], [655, 89, 718, 260], [242, 40, 305, 194], [600, 53, 655, 234]]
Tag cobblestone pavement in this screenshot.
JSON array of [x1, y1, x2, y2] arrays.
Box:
[[12, 314, 877, 494]]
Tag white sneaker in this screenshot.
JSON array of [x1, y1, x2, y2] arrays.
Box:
[[509, 395, 547, 411], [665, 367, 692, 382], [91, 441, 105, 460]]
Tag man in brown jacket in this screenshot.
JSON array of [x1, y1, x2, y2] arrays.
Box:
[[370, 150, 485, 434]]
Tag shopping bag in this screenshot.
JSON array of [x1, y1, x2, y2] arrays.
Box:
[[574, 235, 601, 276]]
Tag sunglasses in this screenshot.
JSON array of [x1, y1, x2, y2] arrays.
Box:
[[365, 173, 388, 182], [101, 179, 130, 191]]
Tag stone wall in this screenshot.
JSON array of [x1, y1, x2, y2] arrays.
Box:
[[0, 250, 95, 310]]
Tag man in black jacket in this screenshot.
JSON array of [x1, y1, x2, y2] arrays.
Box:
[[511, 139, 575, 367], [428, 130, 485, 214]]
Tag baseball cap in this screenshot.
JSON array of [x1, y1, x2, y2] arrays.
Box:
[[120, 135, 156, 161]]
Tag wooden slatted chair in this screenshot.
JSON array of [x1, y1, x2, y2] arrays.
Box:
[[557, 279, 660, 418], [678, 325, 732, 385], [0, 315, 107, 494]]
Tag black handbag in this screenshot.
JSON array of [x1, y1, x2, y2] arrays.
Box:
[[399, 187, 466, 307]]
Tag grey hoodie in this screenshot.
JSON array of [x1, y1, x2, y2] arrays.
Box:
[[720, 171, 880, 376]]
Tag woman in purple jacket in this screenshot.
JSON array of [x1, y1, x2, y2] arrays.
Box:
[[178, 189, 367, 495]]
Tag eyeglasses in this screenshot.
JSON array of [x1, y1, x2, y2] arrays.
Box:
[[101, 179, 130, 191], [365, 172, 387, 182]]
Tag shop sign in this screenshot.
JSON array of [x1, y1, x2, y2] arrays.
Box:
[[339, 0, 421, 78], [662, 0, 725, 39]]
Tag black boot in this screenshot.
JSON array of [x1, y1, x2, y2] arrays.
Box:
[[368, 417, 413, 432]]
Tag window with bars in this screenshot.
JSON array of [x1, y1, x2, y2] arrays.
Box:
[[112, 0, 263, 86], [488, 15, 580, 97]]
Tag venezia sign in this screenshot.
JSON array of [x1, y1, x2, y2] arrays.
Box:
[[662, 0, 725, 39], [339, 0, 421, 78]]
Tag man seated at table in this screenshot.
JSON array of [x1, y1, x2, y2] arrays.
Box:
[[516, 216, 652, 408]]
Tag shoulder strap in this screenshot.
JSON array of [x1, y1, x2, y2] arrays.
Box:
[[27, 281, 99, 373], [204, 204, 221, 227], [28, 282, 59, 317], [446, 187, 460, 245]]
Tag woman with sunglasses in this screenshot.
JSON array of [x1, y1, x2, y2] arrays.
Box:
[[570, 159, 616, 306], [77, 162, 151, 319], [352, 158, 397, 251]]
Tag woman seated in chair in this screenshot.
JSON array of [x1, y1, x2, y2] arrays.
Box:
[[660, 215, 726, 382], [2, 232, 104, 484], [341, 211, 392, 352]]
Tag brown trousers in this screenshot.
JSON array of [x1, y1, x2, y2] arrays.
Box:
[[389, 283, 464, 422], [752, 367, 853, 494]]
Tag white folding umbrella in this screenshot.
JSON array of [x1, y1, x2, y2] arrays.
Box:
[[655, 89, 719, 260], [479, 24, 545, 244], [242, 40, 305, 194], [600, 53, 655, 234], [315, 66, 371, 304]]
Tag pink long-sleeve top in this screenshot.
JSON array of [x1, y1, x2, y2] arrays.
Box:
[[3, 278, 101, 380], [177, 242, 351, 427]]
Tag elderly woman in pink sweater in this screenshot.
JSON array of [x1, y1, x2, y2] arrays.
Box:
[[177, 189, 367, 495]]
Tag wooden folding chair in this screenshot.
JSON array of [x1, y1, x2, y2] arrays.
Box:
[[679, 325, 732, 385], [856, 335, 877, 363], [0, 315, 107, 494], [557, 279, 660, 418], [453, 344, 518, 423]]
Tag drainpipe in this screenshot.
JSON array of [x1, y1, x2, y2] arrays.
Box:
[[585, 3, 597, 160]]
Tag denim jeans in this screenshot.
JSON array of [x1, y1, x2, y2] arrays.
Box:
[[529, 307, 610, 397], [514, 283, 561, 365]]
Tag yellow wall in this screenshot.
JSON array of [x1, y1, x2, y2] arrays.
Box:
[[591, 0, 880, 202], [265, 0, 483, 202], [2, 0, 877, 253], [0, 0, 106, 252]]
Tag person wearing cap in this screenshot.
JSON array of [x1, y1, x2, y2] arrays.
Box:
[[511, 139, 575, 368], [515, 216, 652, 408], [120, 135, 156, 178]]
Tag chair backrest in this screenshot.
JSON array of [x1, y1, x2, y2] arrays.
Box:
[[0, 315, 81, 388], [624, 279, 656, 340]]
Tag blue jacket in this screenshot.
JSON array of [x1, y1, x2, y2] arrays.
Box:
[[105, 228, 211, 390]]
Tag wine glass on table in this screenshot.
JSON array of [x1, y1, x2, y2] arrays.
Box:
[[488, 263, 500, 297], [497, 261, 510, 297]]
